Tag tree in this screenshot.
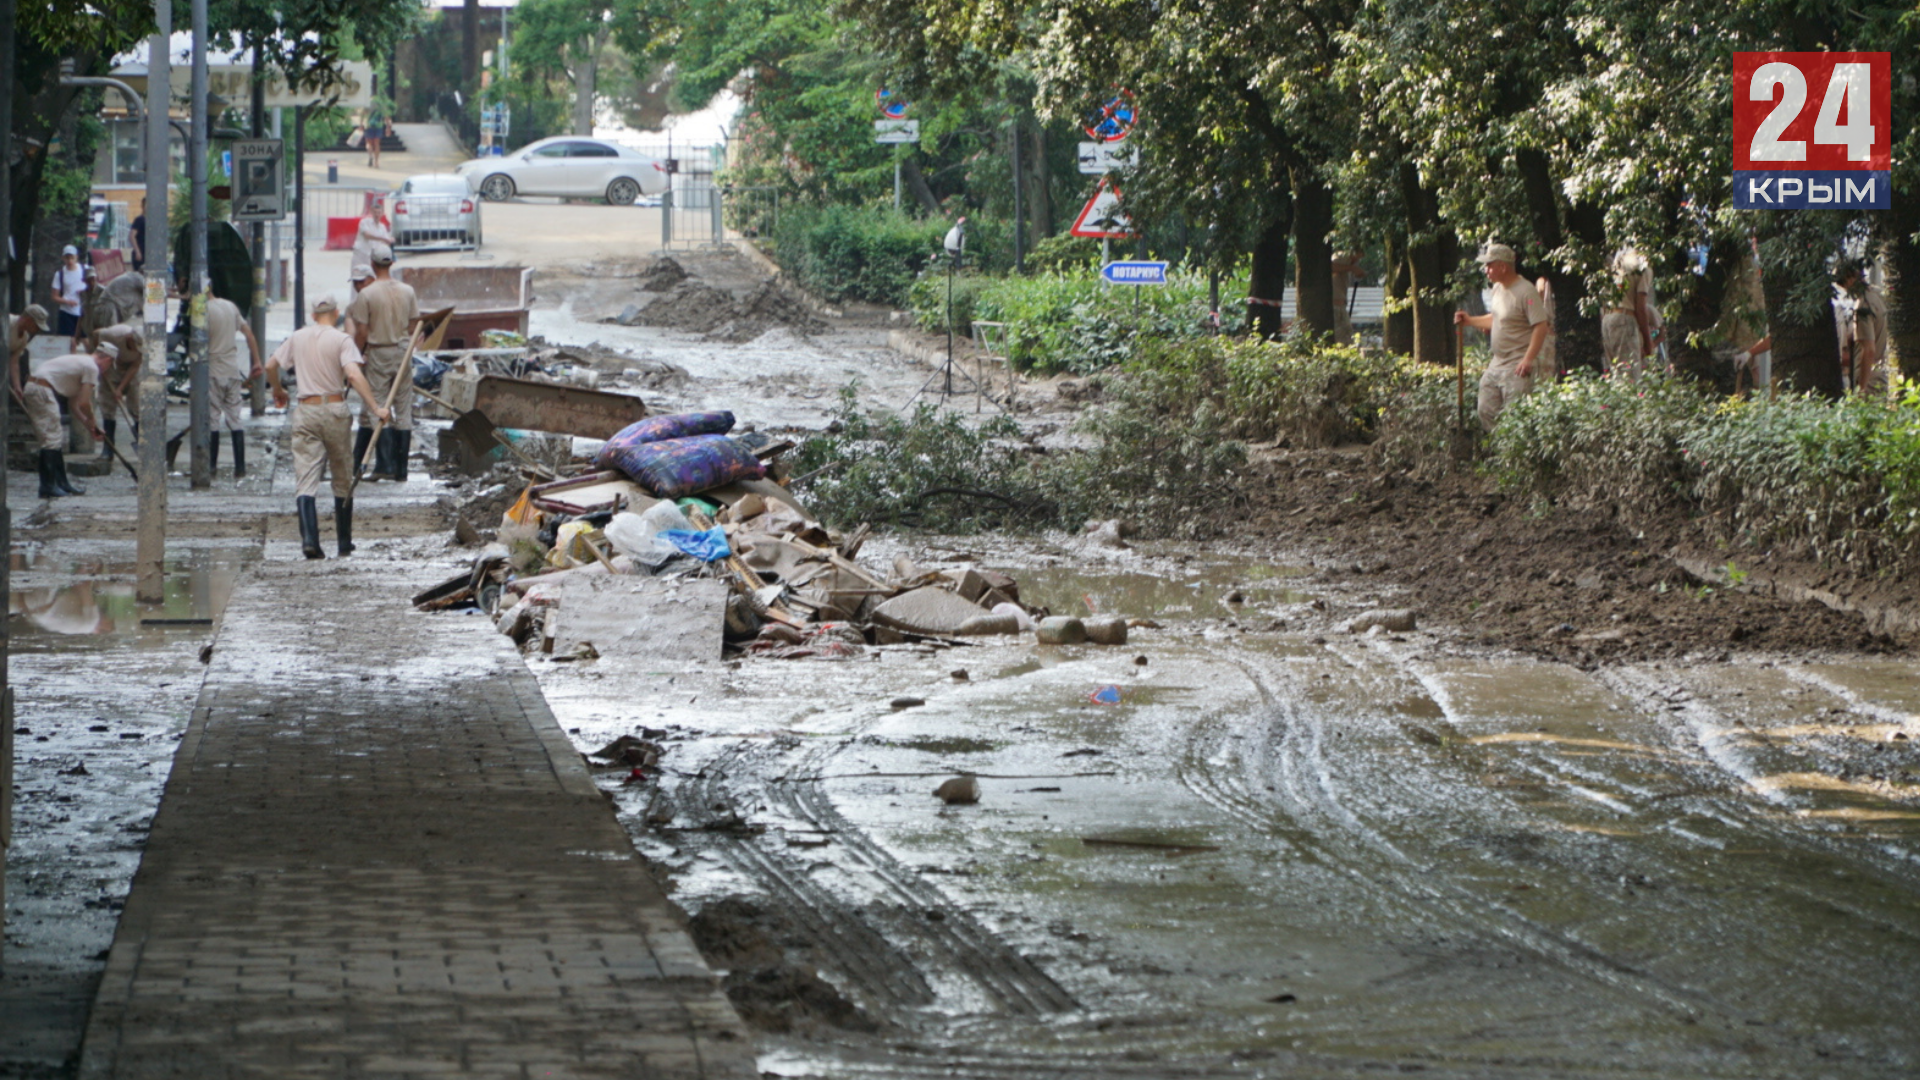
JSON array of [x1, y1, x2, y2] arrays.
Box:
[[511, 0, 669, 137]]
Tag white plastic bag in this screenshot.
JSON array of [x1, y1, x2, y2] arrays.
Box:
[[604, 502, 693, 564]]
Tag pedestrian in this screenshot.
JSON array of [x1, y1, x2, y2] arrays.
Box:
[[53, 245, 88, 338], [346, 262, 374, 308], [205, 295, 264, 478], [1330, 250, 1364, 346], [1838, 262, 1889, 396], [365, 105, 385, 169], [1601, 248, 1656, 378], [1534, 275, 1560, 381], [350, 198, 394, 293], [1454, 243, 1550, 430], [346, 243, 419, 482], [88, 322, 145, 470], [129, 213, 147, 272], [19, 342, 111, 498], [9, 303, 51, 393], [266, 295, 389, 559], [74, 266, 113, 348]]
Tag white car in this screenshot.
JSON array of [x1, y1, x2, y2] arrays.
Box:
[[456, 137, 670, 205], [391, 174, 481, 250]]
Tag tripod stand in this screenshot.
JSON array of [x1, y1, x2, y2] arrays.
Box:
[[904, 221, 1001, 414]]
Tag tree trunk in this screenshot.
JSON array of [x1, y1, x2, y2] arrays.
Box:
[[1884, 201, 1920, 382], [900, 157, 941, 215], [463, 0, 479, 87], [1248, 217, 1289, 339], [1289, 164, 1334, 338], [8, 54, 92, 310], [1383, 228, 1413, 354], [1026, 123, 1050, 238], [571, 28, 606, 136], [1763, 269, 1842, 396], [1399, 162, 1455, 367]]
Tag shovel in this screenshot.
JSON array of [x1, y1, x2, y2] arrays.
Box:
[[347, 325, 422, 497]]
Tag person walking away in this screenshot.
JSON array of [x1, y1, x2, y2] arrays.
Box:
[[129, 213, 147, 272], [346, 243, 419, 482], [1454, 243, 1550, 430], [53, 246, 88, 338], [88, 322, 145, 469], [1839, 263, 1889, 396], [349, 199, 393, 295], [1534, 275, 1559, 381], [19, 343, 111, 498], [9, 304, 50, 395], [1330, 250, 1364, 346], [365, 105, 385, 169], [267, 296, 388, 558], [1601, 248, 1655, 378], [206, 295, 264, 477]]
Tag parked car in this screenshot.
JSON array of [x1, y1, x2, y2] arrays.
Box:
[[392, 174, 481, 251], [455, 138, 670, 205]]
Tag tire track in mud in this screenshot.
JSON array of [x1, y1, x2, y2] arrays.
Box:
[[672, 733, 1076, 1019], [1177, 644, 1735, 1025]]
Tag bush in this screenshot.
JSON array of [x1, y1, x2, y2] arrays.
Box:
[[907, 270, 1225, 375], [1485, 373, 1709, 520], [771, 205, 944, 307]]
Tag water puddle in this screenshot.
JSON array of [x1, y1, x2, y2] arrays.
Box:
[[9, 546, 254, 648], [1016, 562, 1314, 620]]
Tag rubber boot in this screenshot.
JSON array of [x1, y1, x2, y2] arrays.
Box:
[[231, 430, 247, 478], [334, 497, 355, 557], [368, 427, 396, 481], [209, 432, 221, 475], [353, 425, 377, 481], [386, 428, 412, 483], [100, 418, 116, 460], [52, 452, 84, 496], [38, 449, 63, 499], [297, 496, 324, 559]]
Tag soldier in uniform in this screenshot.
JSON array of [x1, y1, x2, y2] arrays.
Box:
[[1454, 243, 1550, 430], [9, 304, 50, 392], [265, 295, 390, 559], [1838, 262, 1889, 396], [205, 294, 264, 478], [20, 342, 111, 498], [89, 322, 145, 469], [346, 243, 419, 482]]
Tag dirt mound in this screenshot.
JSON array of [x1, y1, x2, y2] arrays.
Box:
[[635, 281, 738, 334], [713, 280, 829, 343], [689, 898, 878, 1035], [639, 256, 689, 293]]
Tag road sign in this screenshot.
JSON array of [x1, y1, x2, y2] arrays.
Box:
[[877, 88, 908, 119], [1077, 139, 1136, 175], [1101, 260, 1167, 285], [1069, 181, 1132, 239], [874, 119, 920, 144], [1084, 91, 1136, 143], [1733, 51, 1889, 209], [229, 138, 285, 222]]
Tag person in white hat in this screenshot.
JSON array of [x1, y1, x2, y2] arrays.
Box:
[[1602, 248, 1657, 378], [1454, 243, 1550, 430], [53, 245, 88, 337], [346, 242, 419, 482], [22, 341, 112, 498], [88, 321, 146, 470], [265, 294, 389, 558]]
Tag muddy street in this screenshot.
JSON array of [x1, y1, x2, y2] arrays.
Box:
[[5, 247, 1918, 1080]]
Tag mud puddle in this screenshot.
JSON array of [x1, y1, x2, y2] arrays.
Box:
[[526, 533, 1920, 1078]]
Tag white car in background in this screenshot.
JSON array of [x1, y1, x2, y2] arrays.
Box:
[[456, 137, 670, 205], [391, 174, 481, 250]]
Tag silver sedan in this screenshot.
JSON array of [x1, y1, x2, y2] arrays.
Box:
[[391, 174, 481, 250], [455, 137, 670, 205]]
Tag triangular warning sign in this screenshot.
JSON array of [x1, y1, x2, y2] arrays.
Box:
[[1070, 179, 1133, 239]]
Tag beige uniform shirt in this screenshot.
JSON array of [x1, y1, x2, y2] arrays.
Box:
[[38, 354, 101, 398], [1488, 279, 1549, 372], [206, 297, 244, 380], [346, 278, 419, 348], [268, 324, 364, 397], [1853, 286, 1888, 357]]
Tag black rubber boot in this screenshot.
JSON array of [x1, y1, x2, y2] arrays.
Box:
[[209, 432, 221, 475], [38, 449, 63, 499], [389, 429, 412, 482], [100, 418, 116, 460], [297, 495, 324, 559], [53, 452, 84, 496], [368, 427, 396, 481], [334, 497, 355, 557], [231, 430, 247, 478], [352, 425, 373, 476]]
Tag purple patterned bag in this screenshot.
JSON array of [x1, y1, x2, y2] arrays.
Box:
[[603, 434, 765, 498], [594, 411, 734, 471]]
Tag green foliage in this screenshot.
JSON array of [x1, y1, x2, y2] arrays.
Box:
[[770, 205, 944, 306], [909, 270, 1223, 375], [1485, 373, 1709, 517], [790, 387, 1046, 532]]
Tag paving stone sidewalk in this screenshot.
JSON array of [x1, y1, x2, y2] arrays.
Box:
[[78, 560, 755, 1080]]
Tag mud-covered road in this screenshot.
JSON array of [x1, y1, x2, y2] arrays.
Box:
[[6, 244, 1918, 1079]]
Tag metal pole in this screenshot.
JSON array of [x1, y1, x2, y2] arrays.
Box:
[[1009, 114, 1024, 273], [247, 40, 267, 416], [188, 0, 211, 488], [294, 105, 306, 329], [138, 3, 171, 601], [893, 160, 901, 212], [0, 0, 17, 962]]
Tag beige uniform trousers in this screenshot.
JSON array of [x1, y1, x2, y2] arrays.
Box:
[[100, 375, 140, 422], [360, 343, 412, 431], [1477, 365, 1533, 431], [23, 382, 66, 450], [1601, 311, 1644, 377], [292, 400, 355, 499], [211, 376, 246, 431]]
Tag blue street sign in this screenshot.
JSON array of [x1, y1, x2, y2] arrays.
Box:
[[1101, 260, 1168, 285]]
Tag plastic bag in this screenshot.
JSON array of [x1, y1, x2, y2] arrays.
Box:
[[548, 521, 604, 569], [602, 434, 765, 499], [659, 527, 732, 563], [604, 502, 695, 572]]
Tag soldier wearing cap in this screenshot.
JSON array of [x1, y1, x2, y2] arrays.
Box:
[[266, 294, 390, 559], [88, 322, 146, 470], [1454, 243, 1550, 430], [205, 294, 264, 478], [346, 242, 419, 482], [20, 342, 111, 498], [1602, 248, 1657, 378], [9, 303, 51, 391]]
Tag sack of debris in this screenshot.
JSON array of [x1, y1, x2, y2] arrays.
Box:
[[595, 411, 736, 470], [603, 433, 765, 499]]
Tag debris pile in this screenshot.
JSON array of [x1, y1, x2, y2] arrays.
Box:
[[608, 278, 827, 342], [416, 410, 1125, 661]]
